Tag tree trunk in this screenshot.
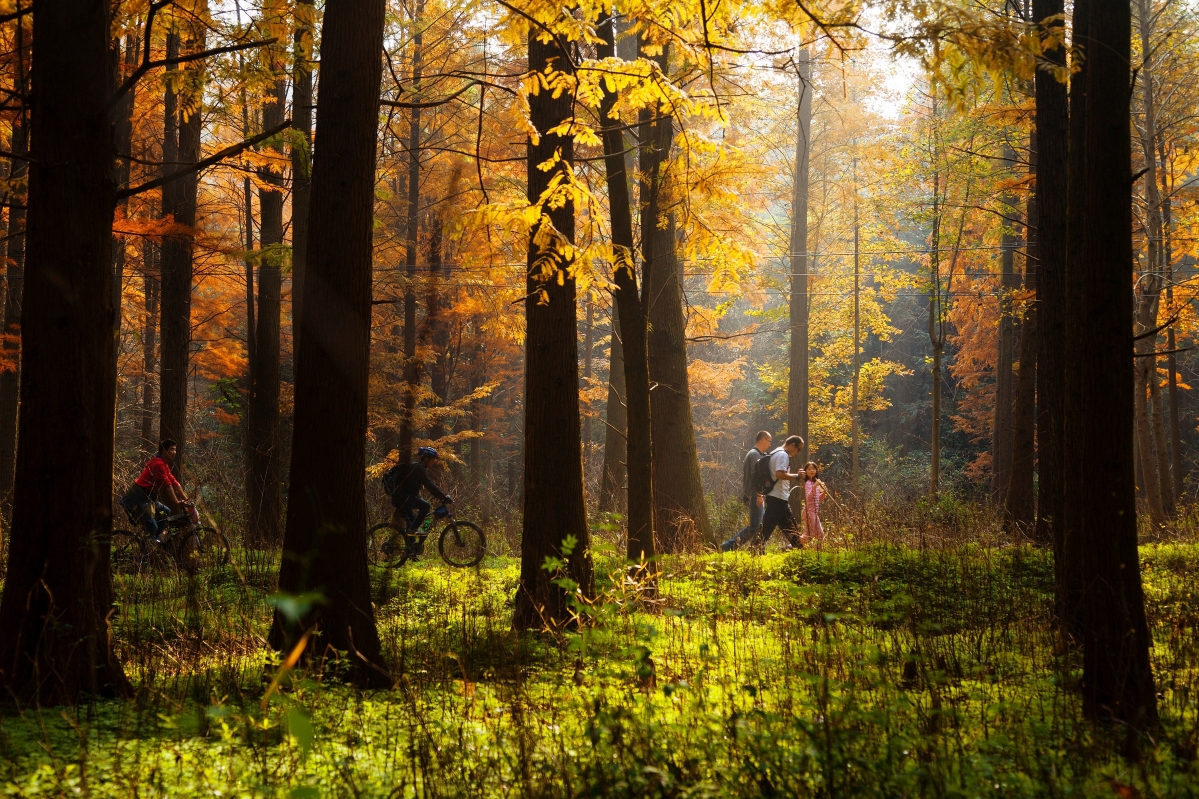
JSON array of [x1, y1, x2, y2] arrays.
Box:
[[0, 122, 27, 506], [159, 26, 203, 466], [1004, 134, 1037, 530], [1162, 174, 1183, 500], [0, 0, 130, 703], [270, 0, 389, 686], [787, 50, 812, 447], [928, 163, 943, 498], [598, 302, 627, 513], [1134, 348, 1165, 523], [513, 30, 593, 630], [111, 33, 137, 373], [581, 296, 595, 461], [598, 10, 653, 561], [992, 162, 1017, 502], [1066, 0, 1158, 731], [245, 74, 287, 548], [397, 1, 424, 464], [291, 0, 315, 371], [141, 242, 159, 448]]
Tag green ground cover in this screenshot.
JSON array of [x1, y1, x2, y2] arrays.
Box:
[[1, 541, 1198, 797]]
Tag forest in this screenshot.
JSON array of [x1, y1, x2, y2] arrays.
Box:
[[0, 0, 1197, 794]]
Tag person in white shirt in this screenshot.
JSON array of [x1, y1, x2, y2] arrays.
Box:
[[759, 435, 805, 549]]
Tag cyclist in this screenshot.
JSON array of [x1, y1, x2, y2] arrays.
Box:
[[121, 439, 191, 544], [386, 446, 452, 557]]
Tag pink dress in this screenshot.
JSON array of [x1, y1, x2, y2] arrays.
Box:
[[804, 480, 824, 540]]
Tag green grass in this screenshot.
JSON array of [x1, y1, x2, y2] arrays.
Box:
[[2, 541, 1198, 797]]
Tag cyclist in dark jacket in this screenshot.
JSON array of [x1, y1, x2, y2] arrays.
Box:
[[389, 446, 452, 555]]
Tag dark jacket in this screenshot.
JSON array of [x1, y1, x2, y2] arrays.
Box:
[[741, 447, 767, 502], [393, 461, 449, 503]]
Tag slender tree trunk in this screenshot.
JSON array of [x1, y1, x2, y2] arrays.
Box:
[[598, 11, 652, 560], [642, 46, 712, 550], [291, 0, 315, 371], [246, 74, 287, 548], [270, 0, 389, 685], [111, 33, 137, 373], [993, 162, 1017, 501], [851, 207, 860, 493], [141, 242, 159, 448], [513, 30, 593, 630], [787, 50, 812, 447], [928, 164, 943, 498], [0, 122, 27, 505], [159, 25, 204, 466], [1066, 0, 1158, 731], [1005, 134, 1037, 529], [581, 296, 594, 462], [0, 0, 130, 703], [427, 223, 448, 444], [397, 1, 424, 464], [1134, 347, 1165, 522], [598, 302, 627, 512], [1162, 173, 1183, 500], [1150, 361, 1172, 513]]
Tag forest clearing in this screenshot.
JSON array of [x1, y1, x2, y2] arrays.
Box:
[[0, 0, 1198, 794]]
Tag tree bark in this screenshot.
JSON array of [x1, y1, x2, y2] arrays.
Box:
[[140, 241, 159, 449], [1005, 134, 1037, 530], [245, 73, 287, 548], [111, 33, 137, 374], [270, 0, 389, 686], [787, 50, 812, 448], [0, 0, 130, 703], [0, 121, 27, 506], [513, 30, 593, 630], [581, 296, 594, 460], [598, 11, 653, 561], [159, 25, 203, 466], [291, 0, 315, 372], [598, 302, 627, 513], [1162, 164, 1183, 500], [992, 156, 1017, 502], [1066, 0, 1158, 731], [1133, 346, 1165, 522], [397, 1, 424, 464]]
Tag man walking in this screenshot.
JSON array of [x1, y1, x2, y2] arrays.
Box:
[[721, 431, 772, 552], [759, 435, 805, 549]]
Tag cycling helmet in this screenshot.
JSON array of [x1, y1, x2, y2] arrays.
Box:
[[417, 446, 439, 460]]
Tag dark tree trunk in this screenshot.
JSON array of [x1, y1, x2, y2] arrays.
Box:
[[1065, 0, 1158, 731], [581, 296, 595, 461], [598, 302, 627, 513], [992, 204, 1016, 502], [0, 122, 27, 506], [397, 1, 424, 464], [0, 0, 130, 703], [598, 11, 653, 562], [270, 0, 389, 687], [513, 31, 593, 631], [111, 33, 137, 372], [641, 45, 711, 550], [787, 50, 812, 448], [1162, 181, 1183, 500], [159, 27, 203, 466], [1005, 134, 1037, 529], [245, 76, 287, 548], [140, 241, 159, 449], [291, 0, 315, 371]]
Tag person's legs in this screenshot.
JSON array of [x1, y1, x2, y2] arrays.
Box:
[[721, 499, 763, 552], [758, 496, 787, 548], [400, 496, 432, 555]]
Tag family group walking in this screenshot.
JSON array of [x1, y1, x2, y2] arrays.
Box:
[[720, 431, 828, 553]]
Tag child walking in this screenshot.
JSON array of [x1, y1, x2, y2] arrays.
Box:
[[800, 462, 828, 545]]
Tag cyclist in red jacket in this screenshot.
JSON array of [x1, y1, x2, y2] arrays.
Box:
[[121, 439, 190, 543]]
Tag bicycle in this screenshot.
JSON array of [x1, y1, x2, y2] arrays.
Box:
[[112, 499, 230, 575], [366, 501, 486, 568]]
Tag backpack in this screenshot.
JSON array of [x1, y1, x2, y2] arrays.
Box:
[[752, 448, 781, 496], [382, 462, 415, 498]]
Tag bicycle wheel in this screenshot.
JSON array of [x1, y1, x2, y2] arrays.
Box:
[[110, 530, 145, 574], [366, 522, 408, 568], [438, 521, 486, 567], [185, 526, 230, 572]]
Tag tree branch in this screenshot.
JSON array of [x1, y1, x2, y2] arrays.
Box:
[[108, 38, 276, 114], [117, 120, 291, 200]]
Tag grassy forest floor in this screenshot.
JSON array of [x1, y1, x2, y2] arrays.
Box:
[[2, 506, 1199, 797]]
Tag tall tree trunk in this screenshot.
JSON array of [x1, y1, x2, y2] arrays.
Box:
[[598, 302, 627, 513], [992, 159, 1017, 502], [111, 33, 137, 373], [1162, 163, 1183, 500], [1066, 0, 1158, 731], [159, 25, 203, 466], [928, 159, 943, 498], [1133, 346, 1165, 522], [270, 0, 389, 685], [513, 30, 593, 630], [426, 222, 448, 444], [397, 1, 424, 463], [642, 47, 712, 550], [0, 122, 27, 506], [0, 0, 130, 703], [787, 50, 812, 447], [598, 11, 652, 561], [246, 73, 287, 548], [291, 0, 315, 371], [1150, 360, 1172, 513], [140, 241, 159, 448], [1005, 134, 1037, 529], [581, 296, 594, 462]]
